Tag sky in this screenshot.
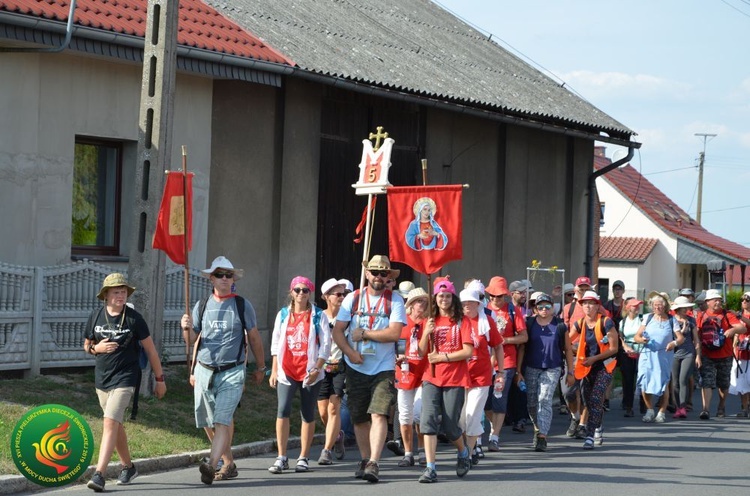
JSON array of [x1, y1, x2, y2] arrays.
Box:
[[436, 0, 750, 245]]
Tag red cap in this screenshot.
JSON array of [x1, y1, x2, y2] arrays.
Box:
[[575, 276, 591, 287]]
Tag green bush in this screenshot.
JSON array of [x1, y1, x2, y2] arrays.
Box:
[[725, 290, 743, 312]]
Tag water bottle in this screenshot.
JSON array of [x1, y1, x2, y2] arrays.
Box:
[[600, 335, 609, 344], [518, 380, 527, 393], [493, 380, 503, 399], [401, 360, 410, 374]]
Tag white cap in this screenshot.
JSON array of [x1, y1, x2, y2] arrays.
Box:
[[321, 278, 351, 295], [459, 288, 482, 304], [705, 289, 723, 301]]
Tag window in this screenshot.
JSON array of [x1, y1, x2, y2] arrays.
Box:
[[72, 138, 122, 256], [599, 202, 606, 228]]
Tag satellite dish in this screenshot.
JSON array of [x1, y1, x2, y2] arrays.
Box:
[[611, 148, 629, 165]]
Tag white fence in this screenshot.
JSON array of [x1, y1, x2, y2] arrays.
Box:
[[0, 260, 211, 375]]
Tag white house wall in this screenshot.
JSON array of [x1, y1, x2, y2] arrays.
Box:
[[0, 52, 213, 267], [596, 173, 679, 291]]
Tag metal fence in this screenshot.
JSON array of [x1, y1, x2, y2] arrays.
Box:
[[0, 260, 211, 375]]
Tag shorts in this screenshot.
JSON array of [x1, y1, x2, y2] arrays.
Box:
[[699, 355, 732, 390], [194, 362, 246, 428], [277, 379, 323, 422], [397, 386, 423, 425], [420, 381, 465, 441], [485, 368, 515, 413], [96, 387, 135, 424], [461, 385, 490, 437], [318, 369, 346, 400], [345, 367, 395, 425]]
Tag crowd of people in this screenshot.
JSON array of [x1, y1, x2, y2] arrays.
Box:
[[82, 256, 750, 490]]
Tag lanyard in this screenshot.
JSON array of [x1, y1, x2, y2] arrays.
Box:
[[363, 291, 386, 330]]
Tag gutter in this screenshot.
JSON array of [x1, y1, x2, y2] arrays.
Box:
[[585, 147, 636, 278], [0, 10, 294, 76], [0, 0, 77, 53]]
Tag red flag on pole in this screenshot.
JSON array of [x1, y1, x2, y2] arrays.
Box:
[[387, 185, 462, 275], [152, 171, 192, 264]]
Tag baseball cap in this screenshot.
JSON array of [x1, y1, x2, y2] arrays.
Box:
[[575, 276, 591, 287]]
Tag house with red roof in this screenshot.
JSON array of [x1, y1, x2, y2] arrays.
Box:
[[595, 146, 750, 300], [1, 0, 640, 346]]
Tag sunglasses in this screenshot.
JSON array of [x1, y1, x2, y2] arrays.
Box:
[[331, 292, 346, 298], [212, 272, 234, 279], [565, 293, 575, 297], [743, 297, 750, 302], [292, 287, 311, 294], [369, 270, 390, 278], [536, 304, 552, 310], [486, 293, 504, 299]]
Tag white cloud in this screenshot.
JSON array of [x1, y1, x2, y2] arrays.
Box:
[[557, 70, 692, 100]]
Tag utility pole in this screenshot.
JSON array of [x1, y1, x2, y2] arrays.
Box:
[[694, 133, 717, 225], [128, 0, 179, 394]]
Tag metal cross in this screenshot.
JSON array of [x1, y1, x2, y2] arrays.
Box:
[[368, 126, 389, 151]]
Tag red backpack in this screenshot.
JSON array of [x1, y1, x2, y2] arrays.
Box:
[[697, 312, 729, 351]]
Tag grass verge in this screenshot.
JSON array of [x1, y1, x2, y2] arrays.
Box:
[[0, 364, 301, 476]]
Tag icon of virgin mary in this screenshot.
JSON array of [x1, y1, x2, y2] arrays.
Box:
[[405, 197, 448, 251]]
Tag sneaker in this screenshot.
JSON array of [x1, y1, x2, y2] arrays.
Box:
[[716, 408, 726, 418], [535, 436, 547, 452], [603, 399, 610, 412], [699, 410, 710, 420], [295, 457, 310, 473], [566, 418, 578, 437], [199, 462, 215, 485], [418, 451, 427, 466], [574, 425, 587, 439], [624, 408, 634, 417], [386, 439, 405, 456], [673, 407, 686, 419], [487, 439, 500, 452], [512, 421, 526, 433], [116, 463, 138, 485], [475, 445, 485, 459], [642, 409, 655, 423], [594, 428, 603, 446], [471, 449, 480, 466], [334, 430, 346, 460], [418, 467, 438, 483], [398, 454, 414, 467], [582, 437, 594, 450], [456, 453, 471, 477], [268, 456, 289, 474], [737, 410, 749, 418], [87, 471, 105, 492], [655, 411, 666, 423], [354, 459, 368, 479], [559, 404, 569, 415], [362, 460, 380, 483], [318, 449, 333, 466]]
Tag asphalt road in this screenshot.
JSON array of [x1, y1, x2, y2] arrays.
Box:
[[16, 391, 750, 496]]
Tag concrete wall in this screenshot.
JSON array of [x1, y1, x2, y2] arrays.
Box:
[[0, 52, 212, 267]]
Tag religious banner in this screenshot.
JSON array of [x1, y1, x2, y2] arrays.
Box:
[[387, 184, 463, 274], [152, 171, 193, 265]]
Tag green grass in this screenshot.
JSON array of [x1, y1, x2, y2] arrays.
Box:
[[0, 365, 301, 476]]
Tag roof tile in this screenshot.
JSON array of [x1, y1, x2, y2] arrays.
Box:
[[596, 155, 750, 263], [599, 237, 658, 262], [0, 0, 293, 65]]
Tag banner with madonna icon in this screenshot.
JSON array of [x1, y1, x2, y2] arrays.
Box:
[[387, 185, 463, 275]]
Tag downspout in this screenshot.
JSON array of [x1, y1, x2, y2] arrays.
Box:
[[585, 146, 636, 278], [0, 0, 77, 53]]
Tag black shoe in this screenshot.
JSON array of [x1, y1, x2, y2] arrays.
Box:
[[386, 439, 405, 456], [116, 463, 138, 485], [456, 454, 471, 477], [199, 463, 215, 485], [355, 459, 368, 479], [418, 467, 437, 483], [574, 425, 587, 439], [603, 399, 610, 412], [535, 436, 547, 452], [512, 421, 526, 433], [471, 450, 480, 466], [362, 460, 379, 483], [87, 472, 105, 492]]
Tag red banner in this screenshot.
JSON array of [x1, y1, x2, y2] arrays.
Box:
[[387, 185, 462, 275], [152, 171, 192, 265]]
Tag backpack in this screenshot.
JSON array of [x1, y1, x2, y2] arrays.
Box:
[[350, 289, 393, 318], [697, 312, 729, 351], [279, 305, 324, 347]]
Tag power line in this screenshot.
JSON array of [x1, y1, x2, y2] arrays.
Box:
[[720, 0, 750, 17], [701, 204, 750, 214], [642, 166, 695, 176]]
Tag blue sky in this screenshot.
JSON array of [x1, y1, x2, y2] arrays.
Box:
[[437, 0, 750, 245]]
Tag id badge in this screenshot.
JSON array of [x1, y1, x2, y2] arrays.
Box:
[[360, 339, 377, 356]]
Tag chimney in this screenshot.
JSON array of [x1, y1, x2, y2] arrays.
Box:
[[594, 146, 607, 158]]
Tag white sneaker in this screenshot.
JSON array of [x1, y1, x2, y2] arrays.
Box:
[[642, 409, 655, 423], [654, 411, 666, 423], [594, 427, 603, 445]]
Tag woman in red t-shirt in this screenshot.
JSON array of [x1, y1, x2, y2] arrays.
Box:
[[415, 276, 473, 484], [458, 288, 503, 465], [395, 287, 430, 467], [269, 277, 331, 474], [730, 292, 750, 417]]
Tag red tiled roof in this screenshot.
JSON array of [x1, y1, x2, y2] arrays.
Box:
[[596, 155, 750, 263], [0, 0, 294, 65], [599, 236, 658, 262]]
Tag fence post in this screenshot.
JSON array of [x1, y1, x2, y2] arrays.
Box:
[[29, 266, 44, 377]]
